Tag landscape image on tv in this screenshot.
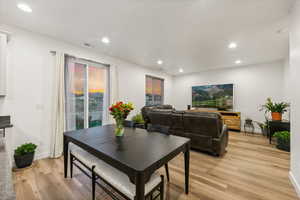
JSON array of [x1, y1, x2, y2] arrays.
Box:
[[192, 84, 233, 110]]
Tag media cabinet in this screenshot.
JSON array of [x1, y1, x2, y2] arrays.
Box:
[[188, 109, 241, 131]]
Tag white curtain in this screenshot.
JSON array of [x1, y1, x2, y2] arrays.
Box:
[[64, 56, 80, 131], [107, 65, 119, 124], [50, 52, 66, 158]]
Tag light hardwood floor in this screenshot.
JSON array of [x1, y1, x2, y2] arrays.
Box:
[[13, 132, 299, 200]]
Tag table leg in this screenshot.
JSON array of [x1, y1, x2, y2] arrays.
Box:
[[135, 172, 145, 200], [164, 164, 170, 182], [184, 146, 190, 194], [64, 135, 68, 178]]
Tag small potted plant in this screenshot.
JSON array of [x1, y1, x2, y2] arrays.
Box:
[[260, 98, 289, 121], [131, 113, 145, 129], [254, 121, 268, 136], [273, 131, 290, 152], [14, 143, 37, 168]]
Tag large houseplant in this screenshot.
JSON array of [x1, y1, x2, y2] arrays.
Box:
[[273, 131, 290, 152], [260, 98, 289, 121], [14, 143, 37, 168], [109, 101, 134, 136]]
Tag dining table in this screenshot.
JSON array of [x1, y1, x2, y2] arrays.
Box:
[[63, 125, 191, 200]]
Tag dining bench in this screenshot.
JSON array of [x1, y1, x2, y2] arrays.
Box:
[[69, 142, 164, 200]]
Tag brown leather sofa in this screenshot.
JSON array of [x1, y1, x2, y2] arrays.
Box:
[[141, 105, 228, 156], [141, 105, 174, 130]]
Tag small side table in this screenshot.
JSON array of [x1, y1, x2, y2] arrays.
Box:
[[267, 120, 290, 144], [244, 119, 255, 134]]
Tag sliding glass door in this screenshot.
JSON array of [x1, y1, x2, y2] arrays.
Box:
[[65, 56, 109, 131]]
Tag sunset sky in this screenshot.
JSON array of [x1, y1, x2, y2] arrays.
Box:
[[71, 63, 106, 95], [146, 77, 162, 95]]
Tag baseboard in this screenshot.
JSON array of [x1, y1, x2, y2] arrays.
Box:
[[35, 151, 50, 160], [289, 171, 300, 197]]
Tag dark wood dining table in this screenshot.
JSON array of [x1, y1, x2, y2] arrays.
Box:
[[63, 125, 191, 200]]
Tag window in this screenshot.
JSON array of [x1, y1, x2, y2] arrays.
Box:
[[65, 56, 109, 131], [145, 75, 164, 106]]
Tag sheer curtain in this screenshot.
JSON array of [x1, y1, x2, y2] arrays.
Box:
[[107, 65, 119, 124], [65, 56, 85, 131], [50, 52, 65, 158]]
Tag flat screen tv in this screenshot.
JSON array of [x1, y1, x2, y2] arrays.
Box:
[[192, 84, 233, 110]]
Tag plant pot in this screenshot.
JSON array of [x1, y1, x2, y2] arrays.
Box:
[[271, 112, 282, 121], [276, 139, 290, 152], [14, 152, 35, 168]]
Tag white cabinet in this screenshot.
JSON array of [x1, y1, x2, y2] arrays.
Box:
[[0, 33, 7, 96]]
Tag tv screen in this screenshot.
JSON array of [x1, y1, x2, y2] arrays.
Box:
[[192, 84, 233, 110]]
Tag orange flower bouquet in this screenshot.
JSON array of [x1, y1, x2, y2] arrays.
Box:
[[109, 101, 134, 136]]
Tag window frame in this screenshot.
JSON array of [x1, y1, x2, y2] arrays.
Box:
[[145, 75, 164, 106], [65, 55, 110, 130]]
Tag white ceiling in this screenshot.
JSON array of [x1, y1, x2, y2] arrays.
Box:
[[0, 0, 294, 75]]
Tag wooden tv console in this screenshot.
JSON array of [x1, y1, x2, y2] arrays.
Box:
[[188, 109, 241, 131]]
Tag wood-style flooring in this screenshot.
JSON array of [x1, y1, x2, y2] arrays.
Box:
[[13, 132, 299, 200]]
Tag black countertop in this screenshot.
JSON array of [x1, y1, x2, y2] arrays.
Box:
[[0, 116, 13, 129]]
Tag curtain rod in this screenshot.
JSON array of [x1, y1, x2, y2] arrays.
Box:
[[49, 51, 110, 67]]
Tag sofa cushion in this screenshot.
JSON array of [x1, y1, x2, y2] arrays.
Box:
[[170, 111, 184, 131], [183, 112, 223, 138], [148, 110, 173, 127]]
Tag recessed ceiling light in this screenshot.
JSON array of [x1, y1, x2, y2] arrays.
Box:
[[17, 3, 32, 13], [235, 60, 242, 64], [228, 42, 237, 49], [179, 68, 183, 73], [101, 37, 110, 44], [157, 60, 163, 65]]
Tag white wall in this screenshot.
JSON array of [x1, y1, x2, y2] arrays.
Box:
[[289, 0, 300, 197], [172, 61, 286, 132], [0, 24, 173, 160]]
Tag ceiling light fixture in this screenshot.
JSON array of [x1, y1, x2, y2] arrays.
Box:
[[235, 60, 242, 64], [179, 68, 183, 73], [157, 60, 163, 65], [228, 42, 237, 49], [101, 37, 110, 44], [17, 3, 32, 13]]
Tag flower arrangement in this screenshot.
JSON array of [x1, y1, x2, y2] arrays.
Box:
[[109, 101, 134, 136]]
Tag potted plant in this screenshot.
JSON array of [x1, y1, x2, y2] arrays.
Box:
[[131, 113, 145, 128], [254, 121, 268, 136], [260, 98, 289, 121], [109, 101, 134, 136], [273, 131, 290, 152], [14, 143, 37, 168]]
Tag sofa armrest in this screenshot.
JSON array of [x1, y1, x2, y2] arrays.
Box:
[[221, 125, 229, 147], [212, 125, 229, 156]]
